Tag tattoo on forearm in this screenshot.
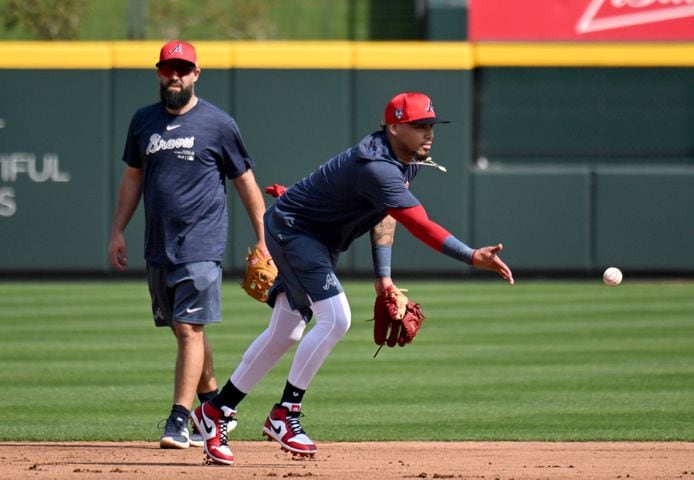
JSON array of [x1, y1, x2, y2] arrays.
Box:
[[371, 215, 397, 246]]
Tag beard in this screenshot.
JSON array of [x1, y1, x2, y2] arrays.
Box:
[[414, 150, 430, 161], [160, 82, 193, 110]]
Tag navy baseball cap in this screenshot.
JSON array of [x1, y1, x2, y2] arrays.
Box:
[[384, 92, 450, 125], [156, 40, 197, 67]]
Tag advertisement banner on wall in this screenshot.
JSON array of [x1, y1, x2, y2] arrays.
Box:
[[469, 0, 694, 40]]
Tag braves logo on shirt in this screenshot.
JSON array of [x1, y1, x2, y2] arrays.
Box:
[[145, 133, 196, 161], [146, 133, 195, 154]]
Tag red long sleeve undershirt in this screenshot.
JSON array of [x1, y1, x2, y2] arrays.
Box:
[[387, 205, 451, 252]]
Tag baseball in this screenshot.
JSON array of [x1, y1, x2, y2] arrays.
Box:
[[603, 267, 623, 286]]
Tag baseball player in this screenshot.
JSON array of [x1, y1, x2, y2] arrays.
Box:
[[108, 40, 269, 449], [192, 92, 514, 465]]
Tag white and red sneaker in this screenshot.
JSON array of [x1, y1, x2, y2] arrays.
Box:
[[262, 402, 317, 457], [191, 402, 238, 465]]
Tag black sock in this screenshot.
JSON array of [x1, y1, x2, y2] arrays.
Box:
[[197, 389, 218, 405], [170, 403, 190, 421], [280, 381, 305, 405], [211, 380, 246, 410]]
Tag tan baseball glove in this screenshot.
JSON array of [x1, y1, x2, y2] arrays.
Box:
[[241, 247, 277, 302], [373, 285, 425, 356]]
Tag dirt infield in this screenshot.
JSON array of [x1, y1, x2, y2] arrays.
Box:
[[2, 441, 693, 479]]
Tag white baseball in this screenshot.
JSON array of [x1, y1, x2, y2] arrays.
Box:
[[603, 267, 623, 286]]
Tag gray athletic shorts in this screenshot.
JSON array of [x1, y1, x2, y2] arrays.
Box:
[[146, 261, 222, 327]]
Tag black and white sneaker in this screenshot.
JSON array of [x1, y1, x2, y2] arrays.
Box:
[[159, 414, 190, 449]]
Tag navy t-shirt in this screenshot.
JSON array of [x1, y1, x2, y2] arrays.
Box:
[[271, 130, 421, 253], [123, 99, 253, 266]]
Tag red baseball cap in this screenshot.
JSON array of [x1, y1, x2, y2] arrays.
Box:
[[156, 40, 197, 67], [384, 92, 449, 125]]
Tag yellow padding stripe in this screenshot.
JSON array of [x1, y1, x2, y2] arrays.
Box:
[[474, 42, 694, 67], [353, 42, 474, 70], [2, 42, 112, 69], [231, 41, 353, 68], [3, 41, 694, 69]]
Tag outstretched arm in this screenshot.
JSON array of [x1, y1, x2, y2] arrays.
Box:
[[388, 205, 514, 284]]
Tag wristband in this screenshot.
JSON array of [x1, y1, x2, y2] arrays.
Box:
[[371, 245, 392, 278], [441, 236, 475, 265]]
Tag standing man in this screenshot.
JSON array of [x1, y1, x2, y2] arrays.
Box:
[[192, 92, 514, 465], [108, 40, 269, 450]]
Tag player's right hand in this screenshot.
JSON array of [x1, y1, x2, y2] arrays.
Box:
[[472, 243, 514, 285]]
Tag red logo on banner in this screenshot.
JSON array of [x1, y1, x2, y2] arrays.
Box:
[[577, 0, 694, 34]]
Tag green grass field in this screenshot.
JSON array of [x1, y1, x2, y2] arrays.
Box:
[[1, 278, 692, 442]]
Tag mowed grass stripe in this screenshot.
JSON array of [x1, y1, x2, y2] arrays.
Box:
[[0, 279, 692, 441]]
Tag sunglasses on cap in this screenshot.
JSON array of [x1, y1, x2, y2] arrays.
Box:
[[158, 63, 195, 78]]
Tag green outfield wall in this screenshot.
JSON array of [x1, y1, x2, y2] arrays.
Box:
[[1, 42, 692, 275]]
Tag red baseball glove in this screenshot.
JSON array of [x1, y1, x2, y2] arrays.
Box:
[[373, 285, 425, 355]]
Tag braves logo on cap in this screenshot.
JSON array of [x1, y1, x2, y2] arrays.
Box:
[[169, 43, 184, 55], [425, 100, 435, 113], [394, 108, 404, 120]]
